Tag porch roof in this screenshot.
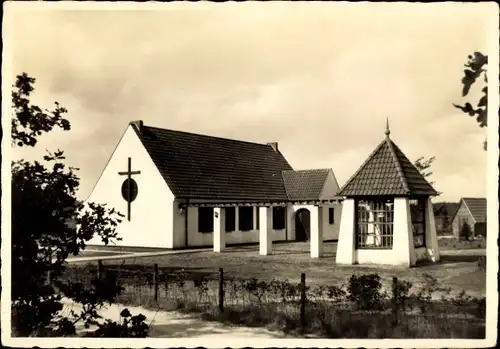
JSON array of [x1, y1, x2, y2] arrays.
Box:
[[177, 197, 343, 208]]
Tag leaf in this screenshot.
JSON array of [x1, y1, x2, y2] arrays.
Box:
[[476, 108, 487, 128], [461, 69, 476, 96], [453, 102, 475, 116], [478, 94, 487, 108]]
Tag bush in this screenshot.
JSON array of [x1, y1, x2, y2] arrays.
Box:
[[347, 274, 386, 310], [394, 278, 412, 310], [90, 309, 149, 337]]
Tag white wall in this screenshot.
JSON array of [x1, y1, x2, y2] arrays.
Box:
[[172, 199, 186, 248], [336, 198, 356, 264], [86, 125, 175, 248], [353, 198, 414, 266], [319, 170, 341, 199], [338, 197, 440, 267], [321, 203, 342, 241], [291, 204, 341, 241], [184, 206, 289, 247]]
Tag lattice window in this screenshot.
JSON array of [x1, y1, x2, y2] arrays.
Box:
[[356, 199, 394, 249], [410, 199, 426, 248]]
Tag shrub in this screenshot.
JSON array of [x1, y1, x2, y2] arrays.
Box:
[[193, 274, 209, 303], [90, 309, 149, 337], [347, 274, 386, 310], [269, 278, 300, 303], [393, 279, 412, 310], [244, 278, 271, 304]]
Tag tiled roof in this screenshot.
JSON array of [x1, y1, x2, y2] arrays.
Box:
[[132, 123, 294, 201], [462, 198, 487, 223], [339, 135, 438, 197], [282, 169, 334, 201]]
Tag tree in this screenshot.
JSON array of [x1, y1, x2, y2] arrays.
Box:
[[11, 73, 149, 337], [414, 156, 436, 185], [452, 52, 489, 150], [459, 221, 474, 241]]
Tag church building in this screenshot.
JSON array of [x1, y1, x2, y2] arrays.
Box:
[[87, 120, 343, 256]]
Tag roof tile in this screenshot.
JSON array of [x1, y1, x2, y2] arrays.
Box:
[[339, 136, 438, 197], [134, 124, 293, 200], [282, 169, 334, 201], [462, 197, 487, 223]]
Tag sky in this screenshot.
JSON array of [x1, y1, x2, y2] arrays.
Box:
[[4, 2, 494, 202]]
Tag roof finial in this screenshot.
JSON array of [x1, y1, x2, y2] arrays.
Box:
[[385, 117, 391, 137]]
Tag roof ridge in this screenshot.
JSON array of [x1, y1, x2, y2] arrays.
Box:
[[144, 125, 276, 149], [338, 139, 387, 194], [385, 138, 410, 194], [283, 168, 331, 173]]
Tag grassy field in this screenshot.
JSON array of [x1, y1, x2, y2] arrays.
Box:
[[63, 241, 486, 338], [438, 237, 486, 250], [72, 241, 486, 297]]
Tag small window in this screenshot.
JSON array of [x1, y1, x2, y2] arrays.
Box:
[[410, 199, 426, 248], [198, 207, 214, 233], [328, 207, 335, 225], [272, 206, 286, 230], [225, 207, 235, 232], [239, 206, 254, 231]]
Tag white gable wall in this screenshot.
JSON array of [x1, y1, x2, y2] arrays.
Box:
[[319, 170, 341, 199], [319, 170, 342, 241], [86, 126, 175, 248], [321, 203, 342, 241]]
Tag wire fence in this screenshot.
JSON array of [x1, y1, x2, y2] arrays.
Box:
[[59, 260, 486, 337]]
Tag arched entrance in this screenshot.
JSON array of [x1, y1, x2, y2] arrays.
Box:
[[295, 209, 311, 242]]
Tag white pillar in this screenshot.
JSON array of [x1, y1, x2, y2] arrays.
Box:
[[393, 198, 415, 267], [259, 206, 272, 255], [310, 206, 323, 258], [213, 207, 225, 253], [425, 198, 440, 262], [286, 203, 294, 241], [235, 206, 239, 232], [336, 198, 356, 264]]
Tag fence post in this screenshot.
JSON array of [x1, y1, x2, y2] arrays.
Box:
[[392, 276, 399, 326], [219, 268, 224, 312], [153, 263, 159, 302], [300, 272, 306, 333], [97, 259, 103, 280]]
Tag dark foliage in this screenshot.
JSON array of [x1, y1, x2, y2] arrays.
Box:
[[10, 73, 149, 337], [347, 274, 387, 310], [453, 52, 489, 150]]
